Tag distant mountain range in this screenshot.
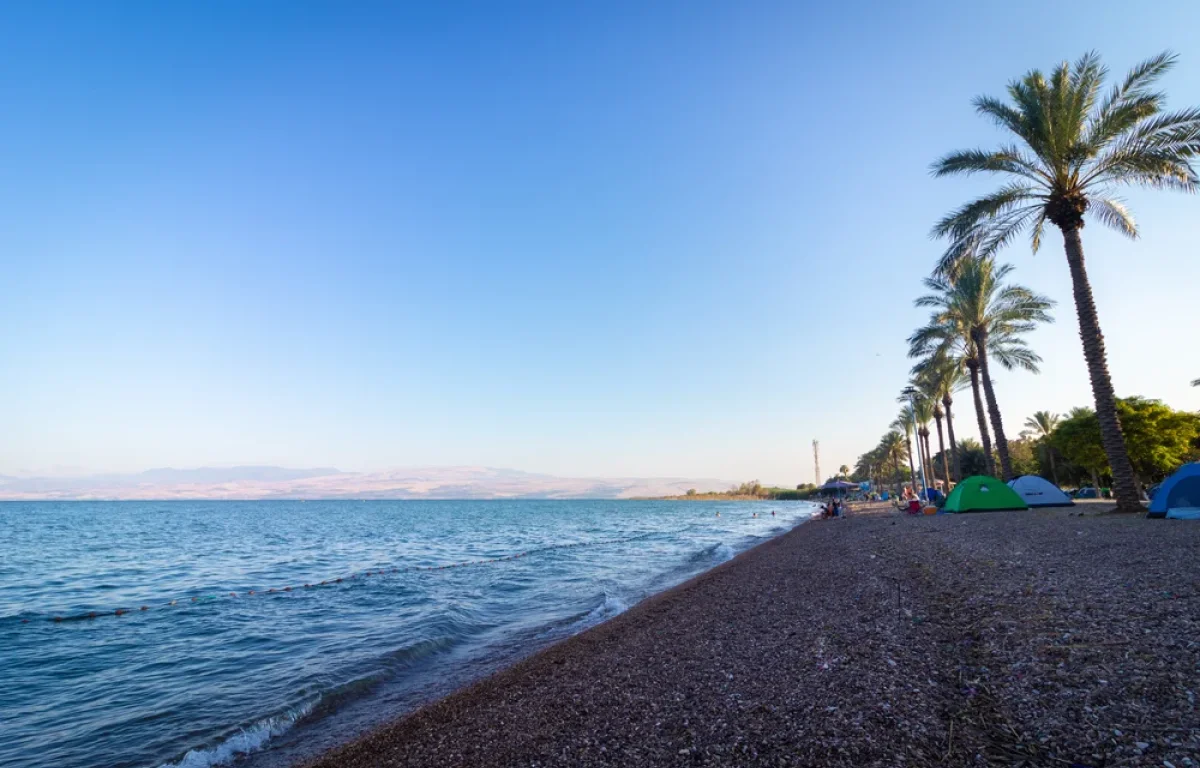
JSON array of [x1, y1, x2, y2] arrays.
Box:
[[0, 466, 730, 500]]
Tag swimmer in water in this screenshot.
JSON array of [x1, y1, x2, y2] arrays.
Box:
[[772, 510, 776, 516], [716, 511, 720, 517]]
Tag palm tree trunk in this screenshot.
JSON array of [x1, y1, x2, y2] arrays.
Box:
[[1047, 447, 1058, 486], [1061, 227, 1142, 513], [922, 431, 934, 489], [934, 415, 949, 491], [905, 434, 916, 494], [973, 327, 1014, 480], [965, 359, 995, 476], [943, 396, 960, 481]]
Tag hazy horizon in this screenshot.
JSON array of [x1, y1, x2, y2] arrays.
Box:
[[0, 463, 747, 501], [3, 2, 1198, 483]]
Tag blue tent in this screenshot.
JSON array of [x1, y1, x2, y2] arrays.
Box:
[[1148, 463, 1200, 519]]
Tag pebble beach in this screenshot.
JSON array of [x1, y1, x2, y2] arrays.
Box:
[[302, 503, 1200, 767]]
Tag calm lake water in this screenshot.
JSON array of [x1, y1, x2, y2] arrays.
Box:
[[0, 499, 814, 768]]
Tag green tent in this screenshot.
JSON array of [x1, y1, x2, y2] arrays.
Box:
[[943, 475, 1029, 513]]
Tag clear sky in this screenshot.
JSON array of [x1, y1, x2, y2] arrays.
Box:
[[2, 1, 1198, 485]]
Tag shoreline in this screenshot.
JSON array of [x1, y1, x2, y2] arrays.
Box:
[[232, 503, 815, 768], [300, 504, 1200, 767]]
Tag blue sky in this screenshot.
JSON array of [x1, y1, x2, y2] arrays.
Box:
[[2, 1, 1198, 485]]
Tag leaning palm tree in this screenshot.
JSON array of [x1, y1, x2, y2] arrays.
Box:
[[911, 256, 1054, 479], [1023, 410, 1063, 484], [932, 51, 1200, 511]]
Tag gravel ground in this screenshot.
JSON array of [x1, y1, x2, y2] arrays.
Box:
[[302, 505, 1200, 768]]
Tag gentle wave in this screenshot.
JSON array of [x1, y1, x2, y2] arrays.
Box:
[[160, 701, 316, 768], [1, 499, 815, 768]]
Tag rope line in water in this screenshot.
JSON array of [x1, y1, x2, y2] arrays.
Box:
[[15, 529, 675, 627]]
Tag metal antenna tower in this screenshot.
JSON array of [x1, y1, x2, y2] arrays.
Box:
[[812, 439, 821, 486]]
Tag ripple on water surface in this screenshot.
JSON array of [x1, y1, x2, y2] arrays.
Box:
[[0, 499, 815, 768]]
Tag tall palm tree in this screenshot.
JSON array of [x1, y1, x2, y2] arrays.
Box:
[[838, 464, 850, 479], [911, 256, 1054, 480], [915, 355, 968, 482], [1023, 410, 1063, 484], [891, 412, 919, 493], [931, 51, 1200, 512]]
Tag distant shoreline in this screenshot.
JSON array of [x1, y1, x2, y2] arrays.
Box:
[[633, 494, 787, 501]]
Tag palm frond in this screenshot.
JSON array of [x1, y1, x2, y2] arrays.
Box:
[[1029, 210, 1048, 253], [968, 206, 1044, 259], [931, 184, 1040, 240], [973, 96, 1030, 143], [1088, 196, 1138, 238], [990, 342, 1042, 373], [931, 147, 1050, 182]]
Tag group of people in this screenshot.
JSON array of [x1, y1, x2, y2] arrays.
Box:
[[819, 497, 846, 519]]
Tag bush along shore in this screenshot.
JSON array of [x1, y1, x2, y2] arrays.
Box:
[[302, 504, 1200, 767], [644, 481, 819, 501]]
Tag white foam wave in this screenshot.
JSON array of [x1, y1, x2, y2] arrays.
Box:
[[712, 542, 735, 563], [584, 592, 629, 623], [159, 700, 314, 768]]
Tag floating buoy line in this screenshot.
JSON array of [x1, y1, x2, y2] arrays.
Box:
[[13, 529, 673, 627]]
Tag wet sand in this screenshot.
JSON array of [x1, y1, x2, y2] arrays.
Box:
[[303, 504, 1200, 767]]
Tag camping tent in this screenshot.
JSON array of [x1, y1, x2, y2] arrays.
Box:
[[1007, 475, 1074, 508], [1148, 463, 1200, 519], [944, 475, 1029, 513]]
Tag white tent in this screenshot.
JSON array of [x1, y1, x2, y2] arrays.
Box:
[[1007, 475, 1074, 508]]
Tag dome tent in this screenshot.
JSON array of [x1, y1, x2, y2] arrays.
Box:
[[1148, 463, 1200, 520], [1007, 475, 1074, 508], [943, 475, 1028, 513]]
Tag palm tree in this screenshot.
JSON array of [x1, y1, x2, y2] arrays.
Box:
[[915, 355, 968, 483], [854, 449, 880, 490], [916, 357, 964, 482], [877, 431, 907, 497], [891, 412, 918, 493], [931, 51, 1199, 512], [911, 255, 1054, 479], [1023, 410, 1063, 484], [838, 464, 850, 479], [911, 394, 937, 489], [911, 322, 996, 476], [1023, 410, 1061, 437]]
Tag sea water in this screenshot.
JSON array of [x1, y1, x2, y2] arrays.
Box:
[[0, 499, 814, 768]]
